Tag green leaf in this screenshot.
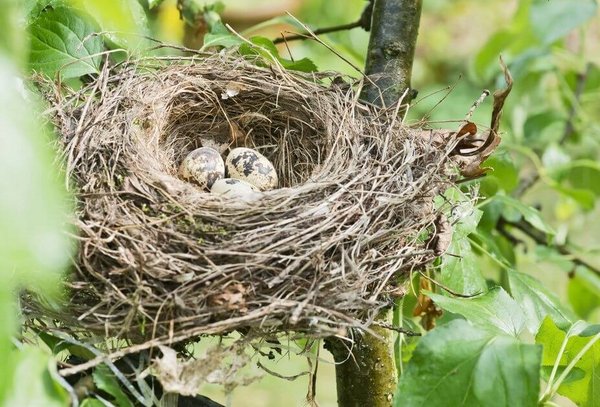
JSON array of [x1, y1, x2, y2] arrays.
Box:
[[239, 36, 318, 73], [481, 153, 519, 193], [440, 234, 488, 296], [508, 271, 576, 333], [523, 111, 565, 145], [28, 6, 104, 79], [80, 399, 107, 407], [426, 287, 526, 336], [494, 194, 555, 235], [564, 160, 600, 196], [0, 58, 72, 293], [69, 0, 151, 51], [541, 365, 586, 385], [147, 0, 165, 9], [395, 319, 541, 407], [530, 0, 598, 45], [439, 205, 487, 295], [536, 317, 600, 406], [3, 347, 70, 407], [93, 365, 134, 407], [1, 0, 27, 65], [202, 21, 244, 49], [568, 267, 600, 319], [551, 184, 596, 211]]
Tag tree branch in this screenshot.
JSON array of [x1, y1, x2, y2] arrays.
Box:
[[273, 0, 373, 44], [326, 1, 423, 406], [361, 0, 422, 107], [498, 217, 600, 277]]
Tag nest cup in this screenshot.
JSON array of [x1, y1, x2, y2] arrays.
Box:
[[30, 53, 457, 342]]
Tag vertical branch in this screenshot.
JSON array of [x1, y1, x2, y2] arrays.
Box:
[[327, 1, 423, 406], [361, 0, 422, 107]]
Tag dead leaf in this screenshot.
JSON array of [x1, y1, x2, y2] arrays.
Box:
[[427, 215, 452, 256], [208, 283, 248, 313], [413, 278, 442, 331], [454, 57, 513, 179]]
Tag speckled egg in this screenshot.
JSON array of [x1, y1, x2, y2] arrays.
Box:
[[178, 147, 224, 190], [225, 148, 278, 191], [211, 178, 261, 201]]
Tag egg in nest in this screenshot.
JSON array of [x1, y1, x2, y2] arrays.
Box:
[[211, 178, 261, 201], [225, 147, 278, 191], [179, 147, 225, 190]]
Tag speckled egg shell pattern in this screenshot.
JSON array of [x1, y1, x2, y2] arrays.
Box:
[[225, 148, 278, 191], [179, 147, 225, 190]]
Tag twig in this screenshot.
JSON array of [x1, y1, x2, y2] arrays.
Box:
[[371, 321, 421, 337], [274, 21, 363, 44], [514, 63, 591, 197], [273, 0, 373, 44], [464, 89, 490, 121], [499, 217, 600, 277]]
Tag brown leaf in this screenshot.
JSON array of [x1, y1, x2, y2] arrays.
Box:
[[456, 57, 513, 178], [413, 278, 442, 331], [427, 215, 452, 257], [208, 283, 248, 313]]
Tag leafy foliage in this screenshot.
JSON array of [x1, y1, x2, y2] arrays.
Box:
[[395, 319, 541, 407], [28, 6, 103, 79]]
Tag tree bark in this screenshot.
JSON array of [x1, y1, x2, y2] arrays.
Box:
[[327, 1, 422, 406], [326, 321, 397, 407], [361, 0, 422, 107]]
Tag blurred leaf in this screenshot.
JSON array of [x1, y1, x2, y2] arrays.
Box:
[[564, 160, 600, 196], [1, 0, 27, 65], [530, 0, 598, 45], [69, 0, 151, 51], [472, 230, 516, 267], [494, 194, 555, 235], [551, 184, 595, 210], [241, 14, 306, 36], [395, 319, 541, 407], [478, 199, 503, 232], [202, 20, 243, 49], [147, 0, 165, 9], [523, 111, 565, 146], [426, 287, 526, 336], [28, 6, 104, 79], [536, 317, 600, 406], [568, 267, 600, 319], [542, 143, 570, 170], [3, 346, 69, 407], [93, 365, 134, 407], [508, 271, 576, 333], [541, 365, 586, 385], [80, 399, 106, 407], [0, 57, 72, 293], [24, 0, 67, 22], [472, 1, 541, 80], [482, 153, 519, 193]]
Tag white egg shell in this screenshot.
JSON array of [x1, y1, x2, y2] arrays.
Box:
[[211, 178, 261, 201], [225, 147, 278, 191], [179, 147, 224, 190]]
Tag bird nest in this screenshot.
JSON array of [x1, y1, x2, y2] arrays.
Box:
[[27, 52, 509, 344]]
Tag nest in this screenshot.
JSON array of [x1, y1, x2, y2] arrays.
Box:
[[29, 52, 474, 343]]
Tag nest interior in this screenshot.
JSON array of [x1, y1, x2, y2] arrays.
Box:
[[32, 53, 460, 342]]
